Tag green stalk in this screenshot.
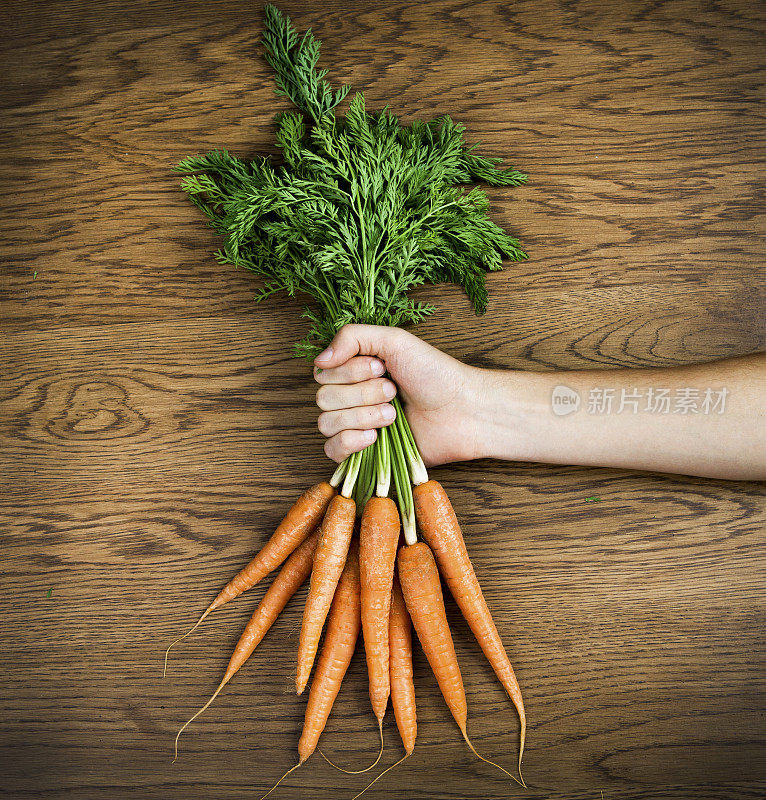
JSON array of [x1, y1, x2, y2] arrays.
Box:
[[329, 457, 349, 488], [353, 443, 375, 509], [358, 451, 376, 509], [389, 430, 407, 528], [392, 396, 428, 485], [341, 448, 363, 499], [388, 414, 416, 545], [375, 424, 391, 497]]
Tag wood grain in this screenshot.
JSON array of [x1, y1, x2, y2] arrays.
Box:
[[1, 1, 764, 798]]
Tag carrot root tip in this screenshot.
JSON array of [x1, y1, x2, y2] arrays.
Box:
[[163, 606, 213, 677], [518, 720, 527, 786], [351, 753, 410, 800], [318, 720, 383, 775], [172, 680, 227, 761], [461, 728, 524, 788], [260, 761, 301, 800]]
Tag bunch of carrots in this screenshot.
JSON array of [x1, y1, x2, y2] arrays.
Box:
[[166, 401, 526, 796], [169, 4, 529, 795]]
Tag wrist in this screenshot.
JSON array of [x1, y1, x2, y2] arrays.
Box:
[[468, 367, 550, 463]]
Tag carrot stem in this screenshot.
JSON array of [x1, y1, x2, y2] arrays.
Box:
[[392, 396, 428, 485], [341, 449, 363, 498], [354, 444, 376, 510], [330, 458, 348, 488], [375, 424, 391, 497], [388, 420, 416, 544]]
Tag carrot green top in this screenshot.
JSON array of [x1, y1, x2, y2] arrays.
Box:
[[176, 4, 527, 360]]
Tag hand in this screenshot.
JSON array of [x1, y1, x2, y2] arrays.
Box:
[[313, 324, 482, 465]]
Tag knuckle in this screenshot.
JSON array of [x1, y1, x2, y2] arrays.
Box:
[[317, 412, 332, 437], [362, 379, 384, 404], [375, 403, 394, 426], [324, 438, 340, 462], [335, 324, 355, 349], [315, 385, 332, 410], [356, 357, 375, 380]]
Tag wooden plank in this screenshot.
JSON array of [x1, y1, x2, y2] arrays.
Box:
[[1, 1, 764, 798]]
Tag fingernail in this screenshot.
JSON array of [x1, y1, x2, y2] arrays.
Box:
[[370, 359, 385, 377], [362, 429, 376, 443], [383, 381, 397, 399], [315, 346, 333, 364], [381, 404, 395, 421]]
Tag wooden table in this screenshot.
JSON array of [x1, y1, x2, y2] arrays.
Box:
[[2, 2, 764, 798]]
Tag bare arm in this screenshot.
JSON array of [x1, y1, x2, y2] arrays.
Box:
[[473, 354, 765, 481], [313, 325, 766, 482]]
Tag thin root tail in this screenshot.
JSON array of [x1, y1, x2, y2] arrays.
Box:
[[319, 718, 384, 774], [461, 727, 524, 788], [173, 679, 226, 761], [351, 753, 410, 800], [163, 606, 213, 677], [518, 718, 527, 788], [260, 761, 302, 800]]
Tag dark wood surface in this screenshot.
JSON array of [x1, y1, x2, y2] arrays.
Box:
[[1, 1, 764, 798]]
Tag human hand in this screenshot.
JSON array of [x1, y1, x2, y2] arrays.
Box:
[[313, 324, 483, 466]]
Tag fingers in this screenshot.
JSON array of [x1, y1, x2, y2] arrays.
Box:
[[314, 356, 385, 385], [324, 428, 378, 463], [314, 324, 407, 369], [318, 402, 396, 438], [313, 325, 410, 463], [316, 377, 397, 412]]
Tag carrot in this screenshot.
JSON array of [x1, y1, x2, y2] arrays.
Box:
[[216, 481, 336, 609], [397, 542, 467, 730], [349, 579, 415, 800], [296, 493, 356, 694], [398, 541, 521, 786], [389, 574, 416, 756], [413, 479, 526, 775], [163, 481, 334, 672], [262, 543, 361, 798], [319, 504, 400, 779], [359, 496, 401, 724], [299, 539, 361, 759], [173, 529, 321, 759]]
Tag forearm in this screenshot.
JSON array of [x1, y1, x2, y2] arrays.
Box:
[[464, 354, 766, 481]]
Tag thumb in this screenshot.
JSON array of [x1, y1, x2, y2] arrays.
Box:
[[313, 324, 406, 368]]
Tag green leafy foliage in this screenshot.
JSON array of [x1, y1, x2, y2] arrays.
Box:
[[177, 4, 528, 358]]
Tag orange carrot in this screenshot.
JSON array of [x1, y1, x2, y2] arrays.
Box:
[[348, 576, 416, 800], [298, 541, 361, 763], [164, 481, 334, 672], [389, 575, 416, 756], [173, 529, 321, 759], [413, 479, 526, 773], [398, 541, 521, 786], [397, 542, 466, 730], [359, 496, 401, 724], [296, 494, 356, 694], [262, 545, 361, 798], [216, 481, 336, 609]]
